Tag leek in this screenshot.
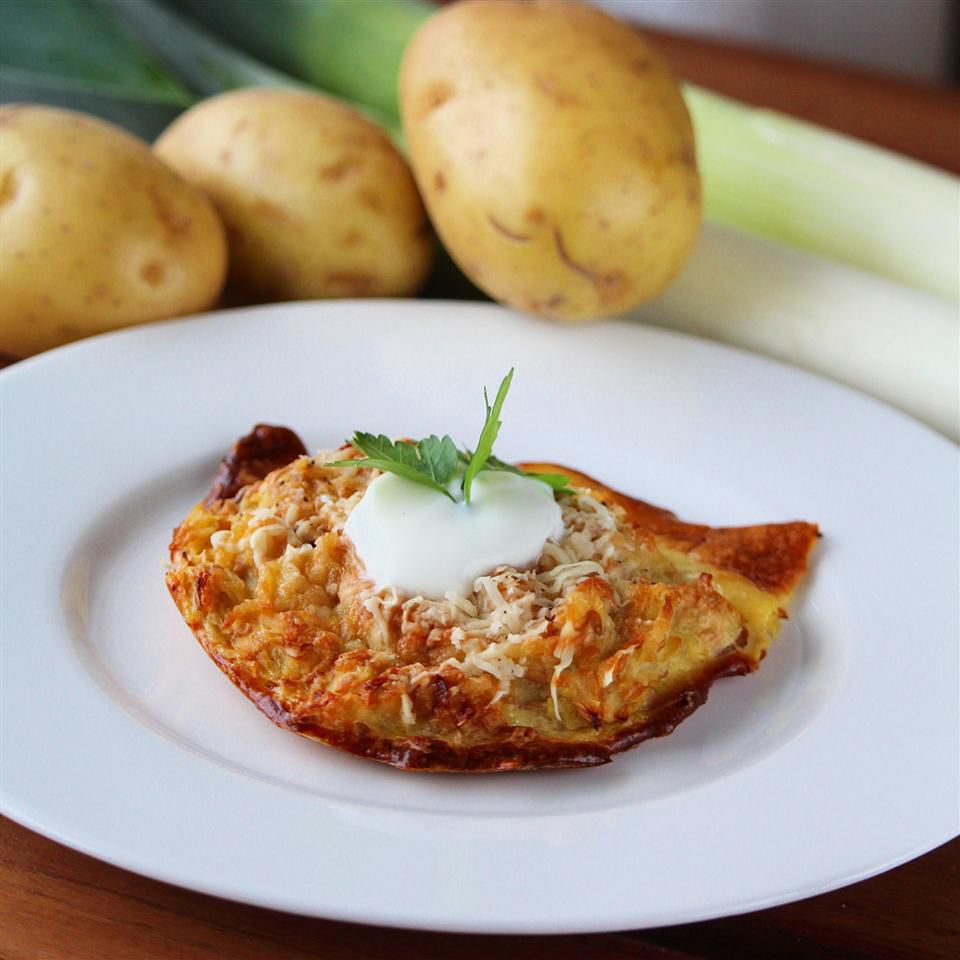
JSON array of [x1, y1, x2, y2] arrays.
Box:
[[687, 87, 960, 303], [627, 224, 959, 442], [164, 0, 433, 119], [0, 0, 192, 139], [97, 0, 403, 143], [0, 66, 186, 141], [0, 0, 190, 100], [95, 0, 304, 96]]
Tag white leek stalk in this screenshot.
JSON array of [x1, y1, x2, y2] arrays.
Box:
[[686, 86, 960, 302], [627, 223, 959, 442]]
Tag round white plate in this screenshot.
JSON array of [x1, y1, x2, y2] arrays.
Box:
[[1, 301, 957, 933]]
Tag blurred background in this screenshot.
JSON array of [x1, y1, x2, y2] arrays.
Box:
[[594, 0, 958, 83], [2, 0, 958, 376]]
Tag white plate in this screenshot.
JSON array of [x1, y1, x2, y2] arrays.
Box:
[[1, 301, 957, 933]]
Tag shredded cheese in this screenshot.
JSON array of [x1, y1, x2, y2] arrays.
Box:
[[343, 491, 630, 712], [210, 529, 233, 551], [250, 523, 288, 569], [362, 589, 399, 651], [400, 690, 415, 726], [221, 466, 634, 719], [550, 641, 575, 721]]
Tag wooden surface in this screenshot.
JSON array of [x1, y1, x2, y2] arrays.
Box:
[[645, 27, 960, 175], [1, 816, 957, 960], [2, 23, 959, 960]]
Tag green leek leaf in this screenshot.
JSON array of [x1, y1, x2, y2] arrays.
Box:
[[0, 0, 190, 102], [98, 0, 404, 143], [0, 0, 191, 138], [164, 0, 432, 119], [0, 66, 186, 140]]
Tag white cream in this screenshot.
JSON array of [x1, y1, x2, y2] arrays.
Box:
[[343, 470, 564, 598]]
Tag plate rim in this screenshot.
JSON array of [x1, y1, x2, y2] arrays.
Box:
[[2, 300, 957, 933], [1, 299, 956, 453]]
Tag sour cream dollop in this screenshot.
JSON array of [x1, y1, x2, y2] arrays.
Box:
[[343, 470, 564, 598]]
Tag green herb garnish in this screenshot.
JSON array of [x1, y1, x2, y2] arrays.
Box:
[[483, 456, 572, 493], [462, 368, 513, 502], [330, 371, 569, 503], [330, 433, 459, 501]]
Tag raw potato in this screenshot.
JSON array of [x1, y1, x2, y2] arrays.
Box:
[[154, 88, 434, 303], [400, 0, 701, 321], [0, 105, 226, 358]]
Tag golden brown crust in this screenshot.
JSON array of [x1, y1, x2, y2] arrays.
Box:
[[292, 655, 753, 771], [173, 607, 753, 772], [521, 462, 820, 596], [166, 429, 819, 772]]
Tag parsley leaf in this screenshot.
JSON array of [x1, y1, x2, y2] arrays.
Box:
[[462, 368, 514, 503], [329, 370, 568, 504], [329, 432, 458, 501], [485, 455, 571, 494], [417, 434, 458, 485], [353, 432, 417, 465]]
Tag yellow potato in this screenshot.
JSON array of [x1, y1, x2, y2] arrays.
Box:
[[400, 0, 701, 321], [154, 88, 434, 303], [0, 105, 226, 357]]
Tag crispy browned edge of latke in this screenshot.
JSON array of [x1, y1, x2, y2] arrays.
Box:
[[205, 424, 307, 505], [521, 462, 820, 599], [167, 426, 819, 772], [181, 619, 755, 771]]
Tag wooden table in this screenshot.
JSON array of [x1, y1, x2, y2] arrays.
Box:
[[2, 25, 958, 960]]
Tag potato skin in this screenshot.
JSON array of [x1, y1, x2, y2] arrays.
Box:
[[154, 88, 434, 304], [0, 105, 227, 357], [400, 0, 701, 321]]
